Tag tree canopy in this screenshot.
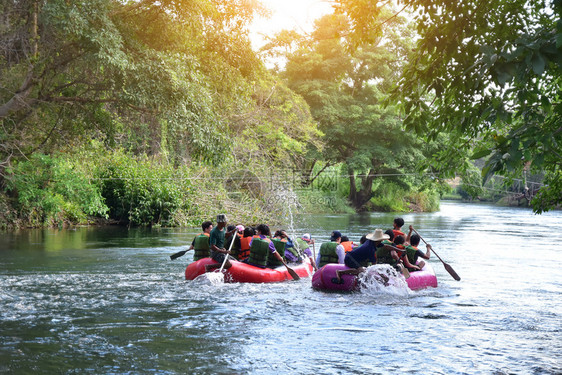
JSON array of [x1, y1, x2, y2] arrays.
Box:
[[334, 0, 562, 212], [274, 11, 438, 210], [0, 0, 322, 227]]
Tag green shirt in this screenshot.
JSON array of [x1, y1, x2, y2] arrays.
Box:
[[209, 226, 226, 251]]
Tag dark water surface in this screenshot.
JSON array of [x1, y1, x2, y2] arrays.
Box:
[[1, 202, 561, 374]]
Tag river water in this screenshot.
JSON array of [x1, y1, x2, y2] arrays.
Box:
[[0, 201, 560, 374]]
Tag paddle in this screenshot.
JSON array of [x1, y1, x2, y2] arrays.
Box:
[[170, 247, 190, 260], [216, 229, 237, 274], [282, 259, 300, 281], [312, 242, 316, 265], [411, 227, 461, 281]]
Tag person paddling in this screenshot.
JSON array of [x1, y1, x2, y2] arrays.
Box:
[[394, 234, 420, 272], [192, 221, 213, 261], [404, 226, 431, 271], [331, 229, 388, 284], [269, 230, 289, 268], [375, 230, 418, 276], [244, 224, 286, 269], [294, 233, 317, 270], [204, 214, 237, 273], [224, 224, 243, 260]]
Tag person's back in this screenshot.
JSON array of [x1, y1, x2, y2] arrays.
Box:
[[269, 231, 287, 268], [340, 236, 354, 253], [375, 239, 399, 267], [238, 227, 254, 261], [345, 239, 377, 267], [392, 217, 406, 239], [193, 232, 211, 261], [283, 233, 304, 264], [317, 231, 345, 268], [247, 235, 270, 267], [193, 221, 213, 261], [246, 224, 277, 268], [318, 243, 339, 267], [404, 234, 431, 270], [224, 225, 241, 260]]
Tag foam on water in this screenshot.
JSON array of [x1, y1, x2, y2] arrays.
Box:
[[193, 271, 225, 285], [358, 264, 411, 297]]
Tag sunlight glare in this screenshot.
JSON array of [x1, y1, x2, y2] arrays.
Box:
[[250, 0, 333, 49]]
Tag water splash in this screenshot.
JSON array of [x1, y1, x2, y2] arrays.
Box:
[[358, 264, 411, 297], [193, 271, 225, 286], [269, 180, 305, 253]]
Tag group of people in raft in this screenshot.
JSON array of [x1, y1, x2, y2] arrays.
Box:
[[185, 214, 433, 283]]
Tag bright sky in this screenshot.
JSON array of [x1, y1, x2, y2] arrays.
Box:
[[249, 0, 333, 50]]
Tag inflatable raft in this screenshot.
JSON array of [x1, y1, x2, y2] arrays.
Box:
[[185, 257, 314, 283], [312, 262, 438, 292]]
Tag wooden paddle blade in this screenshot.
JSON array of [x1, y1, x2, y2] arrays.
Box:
[[401, 266, 410, 279], [444, 263, 461, 281], [170, 250, 187, 260], [286, 266, 300, 280]]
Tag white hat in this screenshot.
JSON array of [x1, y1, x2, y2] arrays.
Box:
[[236, 225, 245, 232], [302, 233, 311, 241], [366, 228, 390, 242]]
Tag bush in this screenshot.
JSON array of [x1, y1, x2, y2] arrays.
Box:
[[6, 153, 108, 226], [96, 150, 198, 226], [370, 182, 440, 212]]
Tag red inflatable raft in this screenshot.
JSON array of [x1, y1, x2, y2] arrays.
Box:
[[312, 262, 438, 292], [185, 257, 314, 283]]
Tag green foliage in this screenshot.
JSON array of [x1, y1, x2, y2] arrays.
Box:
[[296, 189, 355, 214], [335, 0, 562, 212], [231, 76, 322, 168], [458, 164, 485, 200], [96, 150, 196, 226], [532, 169, 562, 214], [0, 0, 268, 168], [0, 0, 328, 228], [370, 181, 440, 212], [6, 153, 108, 226], [280, 11, 440, 211]]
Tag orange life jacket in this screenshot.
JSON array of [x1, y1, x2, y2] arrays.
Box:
[[239, 235, 252, 260], [341, 241, 354, 253], [394, 243, 406, 257], [392, 229, 406, 239]]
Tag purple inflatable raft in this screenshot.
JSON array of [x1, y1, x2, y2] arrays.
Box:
[[312, 262, 438, 292]]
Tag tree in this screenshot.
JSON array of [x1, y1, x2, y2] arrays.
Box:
[[333, 0, 562, 213], [280, 12, 425, 210], [0, 0, 268, 170]]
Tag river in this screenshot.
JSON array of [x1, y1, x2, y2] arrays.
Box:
[[0, 201, 560, 374]]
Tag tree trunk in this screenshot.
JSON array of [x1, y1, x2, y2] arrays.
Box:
[[349, 168, 376, 211], [348, 166, 357, 204]]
